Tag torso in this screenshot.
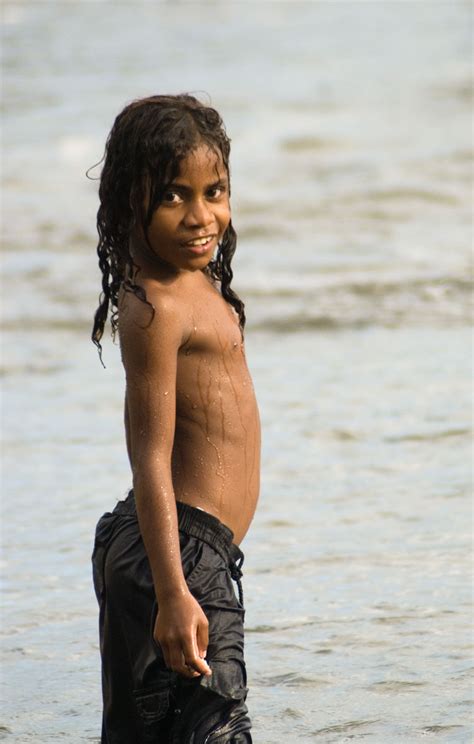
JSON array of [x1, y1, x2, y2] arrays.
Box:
[[123, 271, 261, 544]]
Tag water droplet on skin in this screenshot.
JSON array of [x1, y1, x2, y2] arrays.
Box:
[[233, 342, 238, 349], [164, 391, 169, 396]]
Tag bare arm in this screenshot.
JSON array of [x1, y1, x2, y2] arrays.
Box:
[[124, 396, 132, 466], [119, 286, 211, 678]]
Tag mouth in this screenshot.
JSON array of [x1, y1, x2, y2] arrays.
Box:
[[182, 234, 216, 255]]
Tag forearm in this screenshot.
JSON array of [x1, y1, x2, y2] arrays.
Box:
[[133, 466, 188, 602]]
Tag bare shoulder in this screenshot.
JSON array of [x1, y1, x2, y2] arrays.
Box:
[[118, 279, 190, 370]]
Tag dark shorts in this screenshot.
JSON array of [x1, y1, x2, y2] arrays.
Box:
[[92, 490, 252, 743]]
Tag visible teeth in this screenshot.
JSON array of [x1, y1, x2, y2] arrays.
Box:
[[187, 237, 211, 246]]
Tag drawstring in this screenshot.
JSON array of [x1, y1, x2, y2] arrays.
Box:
[[229, 551, 244, 607]]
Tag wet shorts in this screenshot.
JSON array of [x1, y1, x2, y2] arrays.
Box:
[[92, 490, 252, 743]]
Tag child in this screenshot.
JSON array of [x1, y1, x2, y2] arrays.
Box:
[[91, 94, 261, 743]]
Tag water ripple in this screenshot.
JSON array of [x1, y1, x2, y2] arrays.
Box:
[[313, 719, 380, 737]]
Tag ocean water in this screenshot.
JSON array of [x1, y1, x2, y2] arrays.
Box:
[[1, 2, 472, 742]]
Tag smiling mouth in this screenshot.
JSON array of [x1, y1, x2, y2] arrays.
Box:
[[184, 235, 216, 247], [182, 235, 216, 254]]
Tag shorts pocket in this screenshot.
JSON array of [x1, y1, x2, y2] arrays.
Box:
[[185, 542, 222, 589], [134, 685, 170, 742]]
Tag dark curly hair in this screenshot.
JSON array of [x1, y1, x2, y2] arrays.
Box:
[[90, 94, 245, 362]]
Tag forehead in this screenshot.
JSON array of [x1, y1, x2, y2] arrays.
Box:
[[174, 144, 227, 182]]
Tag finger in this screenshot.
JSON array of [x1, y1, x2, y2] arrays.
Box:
[[182, 635, 212, 677], [174, 658, 201, 679], [196, 621, 209, 659], [168, 644, 185, 673], [178, 664, 201, 679], [167, 643, 201, 678], [181, 662, 202, 679]]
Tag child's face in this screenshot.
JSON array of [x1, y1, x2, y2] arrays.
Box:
[[138, 144, 231, 274]]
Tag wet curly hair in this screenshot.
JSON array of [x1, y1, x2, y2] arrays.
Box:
[[90, 94, 245, 362]]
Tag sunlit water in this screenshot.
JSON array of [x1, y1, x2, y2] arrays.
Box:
[[1, 2, 472, 742]]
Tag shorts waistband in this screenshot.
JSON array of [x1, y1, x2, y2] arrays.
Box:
[[114, 490, 241, 567]]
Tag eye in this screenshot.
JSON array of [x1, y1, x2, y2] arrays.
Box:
[[208, 185, 226, 199], [162, 190, 182, 204]]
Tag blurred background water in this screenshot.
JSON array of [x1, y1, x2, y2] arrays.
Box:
[[1, 1, 472, 742]]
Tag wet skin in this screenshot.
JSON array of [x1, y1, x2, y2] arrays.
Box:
[[118, 145, 261, 680]]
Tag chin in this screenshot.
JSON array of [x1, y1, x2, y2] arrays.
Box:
[[187, 255, 213, 272]]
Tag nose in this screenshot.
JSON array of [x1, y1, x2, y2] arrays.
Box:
[[182, 197, 213, 228]]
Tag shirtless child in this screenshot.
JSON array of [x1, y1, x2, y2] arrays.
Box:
[[91, 95, 261, 743]]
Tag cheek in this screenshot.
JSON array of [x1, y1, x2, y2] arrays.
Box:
[[218, 203, 231, 233], [148, 213, 174, 241]]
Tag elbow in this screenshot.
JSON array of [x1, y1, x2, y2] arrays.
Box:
[[131, 451, 173, 490]]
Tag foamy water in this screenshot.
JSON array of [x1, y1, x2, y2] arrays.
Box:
[[1, 2, 472, 742]]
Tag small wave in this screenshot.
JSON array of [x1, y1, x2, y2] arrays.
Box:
[[265, 519, 297, 527], [371, 615, 421, 625], [313, 719, 380, 736], [280, 135, 342, 153], [315, 554, 356, 565], [257, 672, 330, 688], [247, 617, 318, 634], [370, 680, 426, 692], [3, 226, 96, 252], [1, 363, 65, 378], [244, 275, 470, 300], [361, 187, 459, 206], [384, 428, 471, 443], [0, 317, 90, 332], [419, 724, 465, 734], [246, 624, 276, 634], [430, 80, 473, 104], [237, 223, 285, 240], [246, 274, 471, 331], [450, 148, 474, 163], [249, 311, 466, 333], [251, 315, 369, 332], [331, 429, 358, 441]]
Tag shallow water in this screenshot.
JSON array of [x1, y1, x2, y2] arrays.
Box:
[[1, 2, 472, 742]]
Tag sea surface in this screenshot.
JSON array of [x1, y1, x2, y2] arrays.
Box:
[[1, 2, 472, 742]]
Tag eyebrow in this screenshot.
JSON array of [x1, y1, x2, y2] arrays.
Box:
[[168, 177, 228, 192]]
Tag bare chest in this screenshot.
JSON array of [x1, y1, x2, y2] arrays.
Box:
[[174, 284, 254, 416], [181, 284, 244, 359]]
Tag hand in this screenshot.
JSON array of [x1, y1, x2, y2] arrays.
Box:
[[154, 591, 212, 679]]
